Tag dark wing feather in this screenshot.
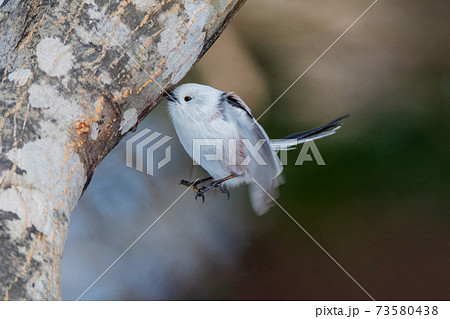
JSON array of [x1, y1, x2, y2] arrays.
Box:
[[224, 92, 254, 118]]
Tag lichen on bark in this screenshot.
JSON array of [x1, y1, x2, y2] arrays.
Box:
[[0, 0, 246, 300]]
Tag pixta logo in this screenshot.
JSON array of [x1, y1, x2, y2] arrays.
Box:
[[190, 139, 325, 166], [126, 130, 326, 176], [126, 129, 172, 176]]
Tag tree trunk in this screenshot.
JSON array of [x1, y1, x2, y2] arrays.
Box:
[[0, 0, 245, 300]]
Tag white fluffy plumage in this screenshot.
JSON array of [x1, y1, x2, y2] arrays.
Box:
[[167, 83, 346, 215]]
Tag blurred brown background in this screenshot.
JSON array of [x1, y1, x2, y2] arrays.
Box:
[[62, 0, 450, 300]]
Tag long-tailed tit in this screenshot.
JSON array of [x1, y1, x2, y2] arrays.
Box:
[[167, 83, 347, 215]]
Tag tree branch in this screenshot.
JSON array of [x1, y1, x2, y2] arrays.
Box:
[[0, 0, 246, 300]]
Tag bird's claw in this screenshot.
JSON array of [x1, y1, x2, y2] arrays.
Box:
[[195, 190, 206, 203], [195, 182, 230, 202], [217, 184, 230, 200], [181, 179, 231, 203]]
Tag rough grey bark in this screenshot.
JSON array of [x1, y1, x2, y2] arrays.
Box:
[[0, 0, 246, 300]]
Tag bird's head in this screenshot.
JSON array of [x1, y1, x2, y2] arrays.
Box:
[[167, 83, 224, 123]]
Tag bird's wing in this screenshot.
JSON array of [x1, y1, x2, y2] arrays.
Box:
[[223, 92, 283, 215]]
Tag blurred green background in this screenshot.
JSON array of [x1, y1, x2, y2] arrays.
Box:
[[62, 0, 450, 300]]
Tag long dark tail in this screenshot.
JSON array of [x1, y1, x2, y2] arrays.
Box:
[[271, 115, 348, 151]]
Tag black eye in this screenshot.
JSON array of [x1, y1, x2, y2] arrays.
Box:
[[184, 96, 192, 102]]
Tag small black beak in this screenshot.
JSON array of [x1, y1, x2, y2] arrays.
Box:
[[166, 92, 177, 102]]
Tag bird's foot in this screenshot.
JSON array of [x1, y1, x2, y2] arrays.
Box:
[[194, 180, 230, 203], [180, 177, 213, 193], [216, 183, 230, 200]]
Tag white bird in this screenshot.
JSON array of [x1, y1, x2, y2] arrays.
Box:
[[167, 83, 346, 215]]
